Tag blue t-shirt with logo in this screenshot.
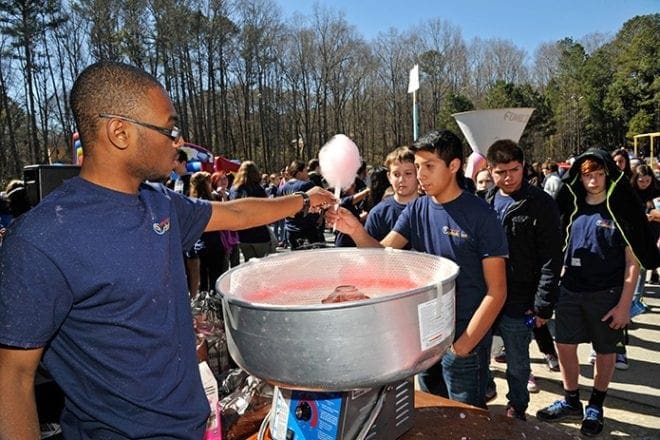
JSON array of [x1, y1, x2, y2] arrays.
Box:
[[493, 191, 514, 222], [0, 177, 212, 439], [393, 192, 508, 337], [365, 196, 410, 246], [562, 202, 625, 292]]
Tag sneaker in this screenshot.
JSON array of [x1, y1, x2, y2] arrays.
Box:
[[630, 299, 648, 318], [580, 405, 604, 436], [40, 423, 62, 439], [506, 403, 527, 421], [527, 374, 539, 393], [588, 350, 597, 365], [545, 353, 560, 372], [494, 347, 507, 363], [615, 353, 629, 370], [485, 382, 497, 403], [536, 399, 584, 422]]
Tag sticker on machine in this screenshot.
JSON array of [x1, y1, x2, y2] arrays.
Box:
[[417, 287, 455, 350], [269, 387, 291, 439]]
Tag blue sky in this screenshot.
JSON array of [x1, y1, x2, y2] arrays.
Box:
[[276, 0, 658, 55]]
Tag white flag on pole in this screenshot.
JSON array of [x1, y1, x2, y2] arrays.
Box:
[[407, 64, 419, 93]]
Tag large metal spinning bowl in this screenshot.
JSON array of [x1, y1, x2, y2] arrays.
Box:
[[216, 248, 458, 391]]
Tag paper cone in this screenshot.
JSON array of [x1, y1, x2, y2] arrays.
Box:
[[453, 108, 535, 156]]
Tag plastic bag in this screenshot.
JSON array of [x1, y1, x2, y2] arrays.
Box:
[[220, 372, 273, 440], [192, 291, 231, 382]]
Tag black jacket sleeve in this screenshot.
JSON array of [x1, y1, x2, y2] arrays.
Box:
[[533, 193, 563, 319]]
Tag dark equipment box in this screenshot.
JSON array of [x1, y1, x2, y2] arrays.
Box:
[[23, 164, 81, 206]]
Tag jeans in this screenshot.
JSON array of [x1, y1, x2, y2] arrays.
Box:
[[417, 335, 491, 408], [496, 314, 532, 412], [273, 219, 286, 243]]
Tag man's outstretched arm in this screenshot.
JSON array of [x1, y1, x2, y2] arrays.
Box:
[[0, 346, 43, 440]]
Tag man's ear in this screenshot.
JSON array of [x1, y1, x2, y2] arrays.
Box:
[[103, 118, 130, 151], [449, 157, 462, 174]]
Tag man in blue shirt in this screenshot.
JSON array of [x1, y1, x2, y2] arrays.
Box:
[[277, 160, 326, 250], [0, 61, 335, 440], [328, 129, 508, 408]]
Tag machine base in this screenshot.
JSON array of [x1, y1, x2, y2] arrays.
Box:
[[270, 379, 414, 440]]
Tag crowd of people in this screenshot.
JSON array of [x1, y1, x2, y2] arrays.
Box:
[[1, 60, 658, 439], [328, 138, 659, 437]]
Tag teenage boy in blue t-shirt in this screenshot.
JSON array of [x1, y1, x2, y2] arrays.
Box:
[[537, 150, 659, 436], [365, 146, 419, 244], [328, 129, 508, 408], [0, 61, 336, 440]]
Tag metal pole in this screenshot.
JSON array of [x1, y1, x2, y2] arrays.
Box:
[[412, 91, 418, 142]]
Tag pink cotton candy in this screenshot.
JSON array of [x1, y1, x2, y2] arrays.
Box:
[[319, 134, 362, 191]]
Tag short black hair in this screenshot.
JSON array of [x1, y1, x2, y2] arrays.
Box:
[[486, 139, 524, 166], [288, 160, 306, 177], [411, 130, 464, 169], [70, 61, 164, 153]]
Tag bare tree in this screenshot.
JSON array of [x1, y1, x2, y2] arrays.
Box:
[[416, 19, 467, 131], [0, 0, 67, 163], [372, 28, 417, 149], [0, 38, 23, 178], [579, 31, 613, 55], [74, 0, 122, 61], [531, 41, 561, 90]]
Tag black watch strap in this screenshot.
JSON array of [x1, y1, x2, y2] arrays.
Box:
[[294, 191, 310, 216]]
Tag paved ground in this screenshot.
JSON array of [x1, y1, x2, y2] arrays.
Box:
[[488, 283, 660, 439]]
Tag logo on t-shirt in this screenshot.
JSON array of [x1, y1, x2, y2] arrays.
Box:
[[153, 218, 170, 235], [442, 226, 468, 239], [596, 219, 616, 230]]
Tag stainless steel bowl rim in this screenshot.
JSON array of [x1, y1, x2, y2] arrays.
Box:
[[216, 247, 459, 311]]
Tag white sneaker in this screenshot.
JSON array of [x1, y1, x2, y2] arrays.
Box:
[[588, 350, 596, 365], [527, 374, 539, 393], [40, 423, 62, 439], [615, 353, 629, 370], [545, 354, 560, 372]]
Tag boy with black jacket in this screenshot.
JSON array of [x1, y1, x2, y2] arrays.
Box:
[[484, 140, 562, 420]]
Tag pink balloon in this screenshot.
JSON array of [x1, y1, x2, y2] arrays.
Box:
[[466, 152, 487, 181]]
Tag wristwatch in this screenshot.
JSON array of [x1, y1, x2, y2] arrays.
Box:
[[294, 191, 310, 216]]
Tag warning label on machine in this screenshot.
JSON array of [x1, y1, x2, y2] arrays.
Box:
[[417, 287, 455, 350]]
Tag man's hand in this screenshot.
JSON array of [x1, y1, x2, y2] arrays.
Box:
[[305, 186, 336, 212], [602, 303, 630, 330], [647, 208, 660, 223], [535, 317, 548, 328], [325, 206, 362, 235]]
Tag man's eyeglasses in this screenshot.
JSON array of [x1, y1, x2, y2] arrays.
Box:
[[98, 113, 181, 142]]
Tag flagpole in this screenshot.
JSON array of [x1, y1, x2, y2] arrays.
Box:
[[412, 90, 418, 141], [408, 64, 420, 142]]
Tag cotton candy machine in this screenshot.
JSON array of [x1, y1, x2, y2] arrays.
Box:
[[216, 248, 459, 440]]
